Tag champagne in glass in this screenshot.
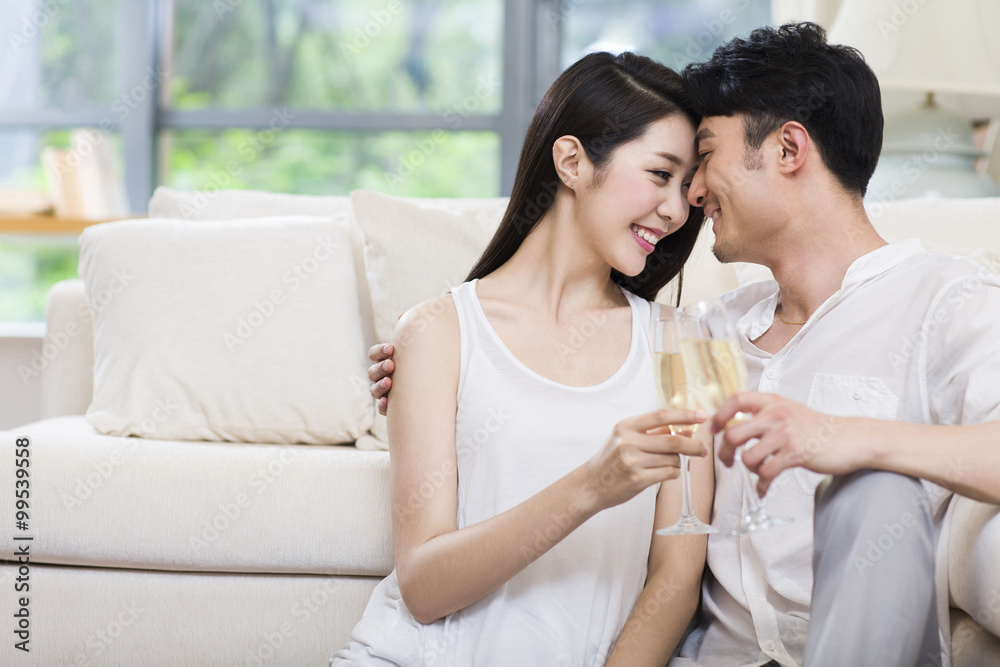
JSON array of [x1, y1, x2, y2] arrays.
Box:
[[652, 308, 717, 536], [681, 300, 792, 536], [653, 351, 695, 437]]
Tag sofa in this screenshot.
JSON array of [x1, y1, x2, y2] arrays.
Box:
[[1, 187, 998, 666]]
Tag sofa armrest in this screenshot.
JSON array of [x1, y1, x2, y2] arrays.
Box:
[[948, 495, 1000, 637], [40, 279, 93, 418]]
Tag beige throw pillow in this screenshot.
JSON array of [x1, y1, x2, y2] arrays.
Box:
[[80, 216, 373, 445]]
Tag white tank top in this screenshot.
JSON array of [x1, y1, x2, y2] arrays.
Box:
[[332, 280, 661, 667]]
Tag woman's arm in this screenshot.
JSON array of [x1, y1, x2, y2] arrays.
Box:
[[388, 296, 708, 625], [605, 425, 714, 666]]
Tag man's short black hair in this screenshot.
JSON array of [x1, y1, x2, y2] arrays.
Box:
[[682, 22, 883, 197]]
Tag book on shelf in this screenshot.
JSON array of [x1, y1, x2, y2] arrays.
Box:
[[0, 188, 53, 216], [41, 129, 131, 220]]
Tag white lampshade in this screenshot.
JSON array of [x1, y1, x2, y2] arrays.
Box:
[[828, 0, 1000, 199], [828, 0, 1000, 119]]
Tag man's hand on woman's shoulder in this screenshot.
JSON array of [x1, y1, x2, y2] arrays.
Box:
[[368, 343, 395, 416]]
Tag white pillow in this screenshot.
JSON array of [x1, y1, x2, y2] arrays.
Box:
[[148, 186, 377, 349], [79, 216, 373, 445], [350, 189, 509, 345], [148, 186, 352, 222]]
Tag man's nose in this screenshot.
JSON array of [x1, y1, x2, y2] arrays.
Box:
[[688, 167, 707, 207]]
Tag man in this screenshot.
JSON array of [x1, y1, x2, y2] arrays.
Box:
[[368, 23, 1000, 666]]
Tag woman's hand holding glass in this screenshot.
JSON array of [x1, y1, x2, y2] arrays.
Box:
[[582, 408, 707, 513], [652, 307, 717, 535]]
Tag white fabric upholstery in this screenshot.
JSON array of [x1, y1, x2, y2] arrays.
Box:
[[950, 609, 1000, 667], [948, 497, 1000, 637], [350, 189, 510, 345], [148, 186, 378, 350], [0, 417, 392, 576], [0, 563, 379, 666], [79, 216, 373, 445], [39, 279, 93, 419]]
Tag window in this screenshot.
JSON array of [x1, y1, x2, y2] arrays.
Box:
[[0, 0, 769, 322]]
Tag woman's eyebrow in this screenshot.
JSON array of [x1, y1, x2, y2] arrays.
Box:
[[654, 151, 684, 166]]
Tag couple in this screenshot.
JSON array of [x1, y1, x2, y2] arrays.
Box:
[[334, 22, 1000, 667]]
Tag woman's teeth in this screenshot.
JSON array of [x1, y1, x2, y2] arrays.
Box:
[[630, 224, 658, 245]]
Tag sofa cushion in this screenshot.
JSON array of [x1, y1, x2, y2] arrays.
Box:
[[148, 186, 377, 349], [1, 417, 393, 575], [350, 189, 510, 345], [80, 216, 373, 445]]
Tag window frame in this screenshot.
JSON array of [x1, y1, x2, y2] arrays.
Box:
[[0, 0, 565, 208]]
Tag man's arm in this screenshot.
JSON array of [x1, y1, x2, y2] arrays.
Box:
[[713, 393, 1000, 504]]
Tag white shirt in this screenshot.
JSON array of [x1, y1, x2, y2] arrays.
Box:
[[672, 240, 1000, 667]]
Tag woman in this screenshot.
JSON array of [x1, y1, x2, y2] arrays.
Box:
[[332, 51, 713, 666]]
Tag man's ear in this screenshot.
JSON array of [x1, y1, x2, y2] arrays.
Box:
[[775, 121, 810, 175], [552, 135, 590, 188]]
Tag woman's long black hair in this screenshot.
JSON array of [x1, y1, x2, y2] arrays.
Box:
[[465, 51, 705, 302]]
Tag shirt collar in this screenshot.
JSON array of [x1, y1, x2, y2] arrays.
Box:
[[735, 239, 928, 342]]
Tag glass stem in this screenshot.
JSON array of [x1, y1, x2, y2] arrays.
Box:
[[735, 447, 764, 514], [679, 454, 694, 519]]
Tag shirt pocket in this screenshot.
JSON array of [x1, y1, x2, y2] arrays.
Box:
[[795, 373, 900, 495]]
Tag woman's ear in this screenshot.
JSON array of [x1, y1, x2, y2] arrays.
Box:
[[553, 135, 588, 189]]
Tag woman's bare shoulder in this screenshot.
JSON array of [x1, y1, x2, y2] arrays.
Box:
[[392, 293, 461, 357]]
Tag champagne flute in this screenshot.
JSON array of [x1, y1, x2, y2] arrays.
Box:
[[680, 299, 793, 536], [652, 307, 717, 536]]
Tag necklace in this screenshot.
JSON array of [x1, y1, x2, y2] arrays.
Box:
[[775, 241, 888, 326], [776, 303, 807, 326]]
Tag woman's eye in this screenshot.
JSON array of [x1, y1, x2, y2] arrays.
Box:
[[651, 170, 673, 181]]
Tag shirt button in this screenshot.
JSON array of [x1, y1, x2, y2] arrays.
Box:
[[765, 369, 777, 380], [764, 640, 777, 652], [852, 389, 864, 400]]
